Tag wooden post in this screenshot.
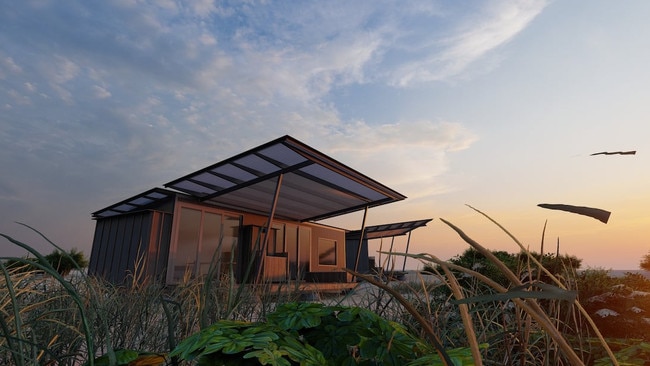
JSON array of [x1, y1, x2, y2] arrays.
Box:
[[353, 206, 368, 274], [255, 174, 283, 284], [402, 231, 412, 271]]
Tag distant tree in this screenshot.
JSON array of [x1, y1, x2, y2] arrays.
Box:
[[422, 248, 582, 288], [641, 251, 650, 272], [45, 248, 89, 276], [517, 252, 582, 278], [419, 248, 519, 288], [2, 248, 88, 276]]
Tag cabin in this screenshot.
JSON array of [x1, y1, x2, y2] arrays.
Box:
[[88, 135, 428, 287]]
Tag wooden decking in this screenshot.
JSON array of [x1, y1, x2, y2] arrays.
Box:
[[266, 280, 358, 295]]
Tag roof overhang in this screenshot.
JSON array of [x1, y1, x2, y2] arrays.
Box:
[[346, 218, 432, 240], [160, 135, 406, 222], [92, 136, 405, 221], [92, 188, 178, 219]]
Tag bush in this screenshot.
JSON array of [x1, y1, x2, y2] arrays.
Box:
[[170, 302, 477, 365], [3, 248, 88, 276], [577, 269, 650, 341]]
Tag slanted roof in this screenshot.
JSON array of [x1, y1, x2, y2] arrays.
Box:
[[161, 135, 406, 222], [92, 188, 177, 219], [346, 218, 432, 240]]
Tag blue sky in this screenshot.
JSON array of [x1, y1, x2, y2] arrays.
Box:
[[2, 0, 649, 270]]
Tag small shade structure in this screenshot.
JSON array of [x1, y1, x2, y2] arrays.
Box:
[[89, 136, 406, 285], [345, 218, 432, 275]]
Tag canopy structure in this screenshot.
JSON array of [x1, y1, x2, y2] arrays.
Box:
[[346, 219, 433, 240], [347, 218, 432, 273], [93, 136, 405, 221], [92, 188, 177, 219], [163, 135, 406, 222]]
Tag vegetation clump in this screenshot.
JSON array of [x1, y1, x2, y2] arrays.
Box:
[[3, 211, 650, 365], [171, 302, 474, 365]]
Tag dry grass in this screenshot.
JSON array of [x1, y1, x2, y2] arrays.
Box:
[[0, 213, 625, 365]]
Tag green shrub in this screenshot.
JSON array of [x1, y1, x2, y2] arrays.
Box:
[[171, 302, 477, 365], [2, 248, 88, 276]]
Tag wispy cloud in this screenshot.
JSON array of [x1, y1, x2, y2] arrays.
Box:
[[387, 0, 549, 86], [318, 120, 478, 199], [0, 0, 546, 255]]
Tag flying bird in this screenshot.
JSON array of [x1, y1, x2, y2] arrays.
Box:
[[590, 150, 636, 156], [538, 203, 611, 224]]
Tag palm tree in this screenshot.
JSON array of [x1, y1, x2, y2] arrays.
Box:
[[45, 248, 89, 276]]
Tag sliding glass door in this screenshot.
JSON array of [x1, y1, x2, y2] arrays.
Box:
[[167, 205, 241, 283]]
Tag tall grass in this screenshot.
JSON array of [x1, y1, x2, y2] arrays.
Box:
[[0, 224, 307, 365], [0, 211, 625, 365], [332, 210, 620, 365]]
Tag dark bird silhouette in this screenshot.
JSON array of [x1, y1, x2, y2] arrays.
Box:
[[590, 150, 636, 156], [538, 203, 611, 224]]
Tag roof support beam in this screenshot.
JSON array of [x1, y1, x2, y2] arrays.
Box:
[[386, 236, 396, 271], [255, 174, 283, 284], [198, 160, 312, 202], [353, 206, 368, 275], [402, 231, 413, 271]]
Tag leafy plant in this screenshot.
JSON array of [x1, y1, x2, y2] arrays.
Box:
[[170, 318, 324, 365], [594, 341, 650, 366], [171, 302, 476, 365]]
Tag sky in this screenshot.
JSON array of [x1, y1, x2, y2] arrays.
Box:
[[2, 0, 650, 270]]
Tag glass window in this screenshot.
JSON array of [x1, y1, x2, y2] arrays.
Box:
[[172, 207, 202, 281], [221, 215, 241, 276], [198, 212, 221, 276], [298, 227, 311, 276], [266, 225, 285, 256], [318, 238, 337, 266], [168, 205, 241, 283]]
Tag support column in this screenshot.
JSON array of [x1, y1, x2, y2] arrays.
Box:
[[353, 206, 368, 275], [386, 236, 396, 271], [255, 174, 283, 284], [402, 231, 413, 271]]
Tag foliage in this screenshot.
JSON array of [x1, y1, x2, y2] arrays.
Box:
[[1, 227, 99, 366], [594, 341, 650, 366], [1, 212, 638, 366], [171, 302, 475, 365], [576, 268, 619, 300], [3, 248, 89, 276], [46, 248, 89, 275], [620, 271, 650, 291], [640, 251, 650, 272], [576, 269, 650, 341], [422, 248, 581, 289], [446, 248, 519, 288]]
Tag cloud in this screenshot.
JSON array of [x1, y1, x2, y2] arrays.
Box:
[[0, 56, 23, 78], [93, 85, 111, 99], [316, 120, 479, 199], [0, 0, 540, 257], [387, 0, 549, 86]]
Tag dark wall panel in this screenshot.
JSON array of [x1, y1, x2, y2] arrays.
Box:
[[152, 212, 173, 281], [98, 219, 115, 278], [113, 216, 129, 283], [89, 211, 155, 284], [345, 238, 369, 274], [89, 220, 106, 276]]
